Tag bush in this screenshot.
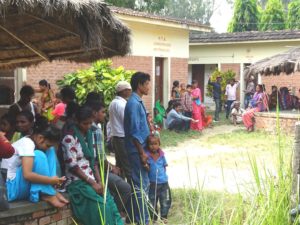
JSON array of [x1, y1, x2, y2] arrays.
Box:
[[206, 69, 236, 102], [56, 60, 135, 105]]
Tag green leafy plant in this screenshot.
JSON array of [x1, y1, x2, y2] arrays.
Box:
[[260, 0, 286, 31], [206, 69, 236, 102], [287, 0, 300, 29], [56, 60, 135, 105]]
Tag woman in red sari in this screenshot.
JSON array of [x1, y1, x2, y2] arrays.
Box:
[[190, 80, 203, 131]]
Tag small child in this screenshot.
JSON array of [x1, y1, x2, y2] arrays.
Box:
[[146, 135, 171, 223], [230, 101, 245, 126], [51, 93, 66, 128]]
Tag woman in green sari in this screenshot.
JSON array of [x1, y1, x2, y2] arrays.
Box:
[[61, 106, 123, 225]]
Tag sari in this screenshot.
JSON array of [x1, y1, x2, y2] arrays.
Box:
[[242, 92, 265, 129], [190, 88, 203, 131]]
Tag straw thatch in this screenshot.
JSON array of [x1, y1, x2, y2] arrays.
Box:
[[0, 0, 131, 69], [246, 47, 300, 78]]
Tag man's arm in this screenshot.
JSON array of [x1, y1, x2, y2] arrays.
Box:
[[133, 139, 149, 171]]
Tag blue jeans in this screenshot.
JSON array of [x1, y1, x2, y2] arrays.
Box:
[[7, 148, 56, 202], [214, 98, 221, 121], [184, 111, 192, 130], [127, 152, 150, 224], [226, 100, 235, 119], [244, 94, 252, 108], [149, 182, 172, 220]]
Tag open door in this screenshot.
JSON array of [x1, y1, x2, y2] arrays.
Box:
[[155, 57, 164, 105]]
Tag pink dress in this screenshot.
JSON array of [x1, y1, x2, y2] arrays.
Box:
[[242, 92, 265, 129], [190, 88, 203, 131]]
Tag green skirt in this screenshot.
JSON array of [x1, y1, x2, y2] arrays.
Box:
[[67, 180, 123, 225]]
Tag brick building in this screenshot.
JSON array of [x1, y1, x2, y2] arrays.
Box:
[[189, 30, 300, 106], [0, 7, 210, 114]]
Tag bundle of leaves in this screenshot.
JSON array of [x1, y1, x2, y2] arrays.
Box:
[[206, 69, 236, 102], [56, 60, 135, 105]]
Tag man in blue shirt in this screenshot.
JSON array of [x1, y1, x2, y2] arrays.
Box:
[[124, 72, 151, 225], [208, 76, 222, 122]]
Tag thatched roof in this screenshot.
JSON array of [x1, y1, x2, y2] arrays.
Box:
[[246, 47, 300, 78], [0, 0, 131, 69]]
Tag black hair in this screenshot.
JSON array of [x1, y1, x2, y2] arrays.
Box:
[[17, 110, 34, 123], [186, 84, 192, 89], [33, 115, 61, 142], [65, 101, 79, 119], [257, 84, 263, 92], [192, 80, 198, 85], [173, 80, 179, 87], [60, 86, 75, 101], [166, 100, 175, 114], [130, 72, 150, 92], [85, 92, 103, 105], [172, 102, 181, 109], [1, 113, 15, 127], [20, 85, 34, 97], [75, 106, 94, 122], [147, 134, 160, 146], [55, 92, 61, 99], [39, 79, 51, 89], [84, 101, 105, 112]]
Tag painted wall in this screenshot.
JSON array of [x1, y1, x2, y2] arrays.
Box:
[[122, 20, 189, 58], [189, 41, 300, 65]]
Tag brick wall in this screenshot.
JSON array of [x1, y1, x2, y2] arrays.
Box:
[[262, 71, 300, 97], [170, 58, 189, 86], [255, 112, 298, 134], [111, 56, 153, 111], [27, 61, 91, 92], [0, 202, 73, 225]]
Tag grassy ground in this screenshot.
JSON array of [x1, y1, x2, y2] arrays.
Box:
[[163, 127, 295, 225]]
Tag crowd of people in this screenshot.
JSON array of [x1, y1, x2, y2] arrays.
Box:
[[0, 72, 171, 225]]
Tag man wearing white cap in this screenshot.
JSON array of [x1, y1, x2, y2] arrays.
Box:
[[109, 81, 132, 182]]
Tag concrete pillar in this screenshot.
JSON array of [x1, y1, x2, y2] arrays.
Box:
[[292, 122, 300, 205]]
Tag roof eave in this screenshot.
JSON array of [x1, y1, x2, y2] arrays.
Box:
[[115, 13, 212, 32], [189, 39, 300, 45]]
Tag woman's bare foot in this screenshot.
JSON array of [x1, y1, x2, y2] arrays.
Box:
[[41, 195, 66, 208], [56, 192, 69, 204]]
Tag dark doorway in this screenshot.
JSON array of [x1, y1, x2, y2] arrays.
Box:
[[192, 64, 205, 101], [155, 57, 164, 104]]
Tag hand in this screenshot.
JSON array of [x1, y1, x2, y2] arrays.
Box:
[[191, 119, 199, 123], [51, 176, 66, 185], [110, 166, 120, 175], [92, 182, 104, 195], [139, 153, 149, 171]]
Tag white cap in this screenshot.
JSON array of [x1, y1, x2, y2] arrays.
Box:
[[116, 81, 131, 93]]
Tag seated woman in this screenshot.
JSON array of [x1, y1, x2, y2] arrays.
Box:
[[230, 101, 245, 126], [5, 115, 68, 207], [166, 102, 197, 132], [269, 86, 280, 111], [242, 84, 266, 132], [61, 106, 122, 225]]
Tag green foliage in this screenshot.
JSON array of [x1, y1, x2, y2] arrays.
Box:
[[56, 60, 134, 105], [228, 0, 260, 32], [260, 0, 286, 31], [104, 0, 135, 9], [287, 0, 300, 29], [206, 69, 236, 101]]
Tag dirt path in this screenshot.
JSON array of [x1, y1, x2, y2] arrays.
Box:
[[165, 125, 276, 193]]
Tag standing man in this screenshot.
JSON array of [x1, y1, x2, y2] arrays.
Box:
[[124, 72, 151, 225], [225, 79, 240, 119], [208, 76, 222, 122], [109, 81, 132, 182], [244, 75, 255, 108]]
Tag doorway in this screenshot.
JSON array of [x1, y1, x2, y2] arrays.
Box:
[[155, 57, 164, 105], [192, 64, 205, 101]]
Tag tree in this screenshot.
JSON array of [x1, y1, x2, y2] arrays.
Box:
[[259, 0, 291, 8], [287, 0, 300, 29], [260, 0, 286, 31], [57, 60, 134, 105], [227, 0, 260, 32], [164, 0, 216, 24], [104, 0, 136, 9]]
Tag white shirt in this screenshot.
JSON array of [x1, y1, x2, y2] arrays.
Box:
[[109, 96, 127, 137], [6, 137, 35, 180], [225, 82, 240, 101]]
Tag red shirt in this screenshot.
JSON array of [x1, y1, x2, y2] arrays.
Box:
[[0, 135, 15, 158]]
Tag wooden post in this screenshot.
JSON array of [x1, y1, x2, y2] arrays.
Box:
[[292, 121, 300, 205]]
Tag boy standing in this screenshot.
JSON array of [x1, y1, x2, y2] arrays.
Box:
[[208, 76, 222, 122], [225, 79, 239, 119]]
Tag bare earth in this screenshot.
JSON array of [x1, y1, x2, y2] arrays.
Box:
[[165, 125, 277, 193]]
